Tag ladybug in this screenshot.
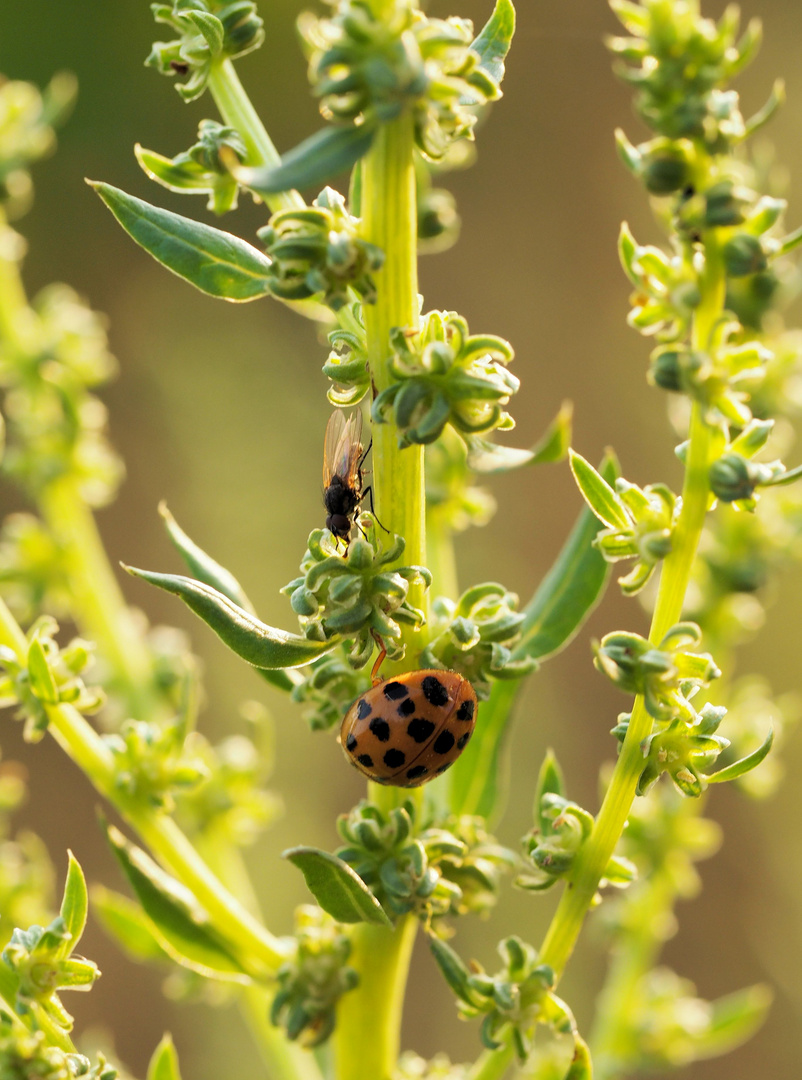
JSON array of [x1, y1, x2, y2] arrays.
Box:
[[340, 668, 478, 787]]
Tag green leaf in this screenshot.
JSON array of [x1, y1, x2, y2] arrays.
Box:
[[135, 145, 212, 194], [471, 0, 516, 85], [158, 503, 255, 614], [27, 636, 58, 705], [450, 456, 615, 821], [564, 1033, 593, 1080], [692, 984, 772, 1060], [233, 124, 376, 196], [60, 852, 88, 947], [123, 565, 336, 669], [283, 847, 391, 927], [91, 885, 170, 964], [569, 449, 630, 531], [147, 1034, 183, 1080], [0, 959, 19, 1014], [519, 453, 617, 660], [105, 823, 251, 980], [429, 937, 477, 1006], [465, 401, 571, 474], [89, 181, 272, 301], [535, 751, 564, 836], [706, 728, 774, 784]]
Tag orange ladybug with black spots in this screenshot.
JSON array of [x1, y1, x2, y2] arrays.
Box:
[[340, 669, 477, 787]]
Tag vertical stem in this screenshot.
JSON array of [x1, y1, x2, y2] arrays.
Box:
[[534, 236, 726, 981], [361, 113, 427, 664], [334, 916, 418, 1080]]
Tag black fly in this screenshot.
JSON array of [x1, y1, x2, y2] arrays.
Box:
[[322, 410, 370, 542]]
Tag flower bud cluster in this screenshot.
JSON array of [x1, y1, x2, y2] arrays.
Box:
[[0, 513, 71, 624], [148, 1, 264, 102], [595, 475, 678, 596], [0, 1016, 116, 1080], [0, 282, 122, 507], [300, 1, 502, 161], [0, 763, 54, 949], [290, 653, 367, 732], [0, 73, 76, 218], [3, 917, 99, 1030], [104, 719, 209, 812], [323, 302, 370, 407], [0, 616, 104, 742], [372, 310, 518, 447], [136, 119, 247, 215], [594, 622, 720, 724], [270, 905, 358, 1047], [258, 187, 383, 310], [282, 519, 431, 667], [519, 793, 635, 894], [175, 727, 282, 844], [613, 700, 730, 797], [419, 584, 536, 699], [424, 429, 496, 533], [336, 800, 513, 925], [430, 934, 580, 1061]]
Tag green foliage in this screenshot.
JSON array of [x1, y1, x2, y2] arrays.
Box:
[[147, 1, 264, 102], [283, 848, 392, 927], [271, 906, 358, 1047], [258, 187, 383, 309], [0, 1015, 117, 1080], [136, 119, 247, 215], [372, 310, 518, 446], [282, 517, 431, 666]]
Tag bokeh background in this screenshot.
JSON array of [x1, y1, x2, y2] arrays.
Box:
[[1, 0, 802, 1077]]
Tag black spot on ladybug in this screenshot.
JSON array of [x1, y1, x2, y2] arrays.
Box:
[[421, 676, 449, 707], [407, 718, 436, 743], [383, 748, 406, 768], [436, 762, 452, 775], [457, 731, 472, 750], [397, 698, 416, 717], [433, 730, 455, 755], [406, 765, 428, 780], [369, 717, 391, 742], [383, 681, 408, 700], [357, 700, 372, 720], [345, 733, 358, 751], [456, 699, 475, 722], [357, 753, 374, 768]]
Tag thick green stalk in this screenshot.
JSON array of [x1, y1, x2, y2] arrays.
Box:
[[534, 239, 726, 983], [334, 916, 418, 1080], [361, 112, 427, 664], [207, 59, 304, 214]]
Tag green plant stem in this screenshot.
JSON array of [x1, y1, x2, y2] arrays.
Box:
[[534, 237, 725, 980], [467, 1041, 515, 1080], [40, 478, 156, 720], [334, 915, 418, 1080], [207, 59, 304, 214], [361, 112, 427, 666], [426, 506, 459, 604], [0, 595, 290, 972]]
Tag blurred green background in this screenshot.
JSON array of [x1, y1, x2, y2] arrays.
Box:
[[2, 1, 802, 1077]]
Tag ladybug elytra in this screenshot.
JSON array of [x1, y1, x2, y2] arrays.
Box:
[[340, 669, 477, 787]]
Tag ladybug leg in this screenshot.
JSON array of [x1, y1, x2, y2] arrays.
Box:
[[370, 629, 387, 685]]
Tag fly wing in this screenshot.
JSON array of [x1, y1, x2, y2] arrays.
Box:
[[323, 410, 363, 486]]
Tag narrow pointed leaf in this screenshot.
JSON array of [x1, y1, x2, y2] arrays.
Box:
[[158, 503, 255, 614], [90, 181, 272, 301], [123, 565, 336, 668], [692, 984, 772, 1059], [565, 1033, 593, 1080], [60, 852, 88, 946], [706, 728, 774, 783], [105, 824, 250, 980], [535, 751, 565, 835], [450, 456, 615, 821], [234, 124, 376, 196], [147, 1034, 183, 1080], [471, 0, 516, 85], [92, 885, 170, 964], [569, 449, 630, 531], [27, 636, 58, 704], [429, 937, 476, 1005], [283, 846, 391, 927], [465, 401, 571, 474]]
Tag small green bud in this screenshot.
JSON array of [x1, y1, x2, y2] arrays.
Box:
[[722, 234, 768, 278]]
